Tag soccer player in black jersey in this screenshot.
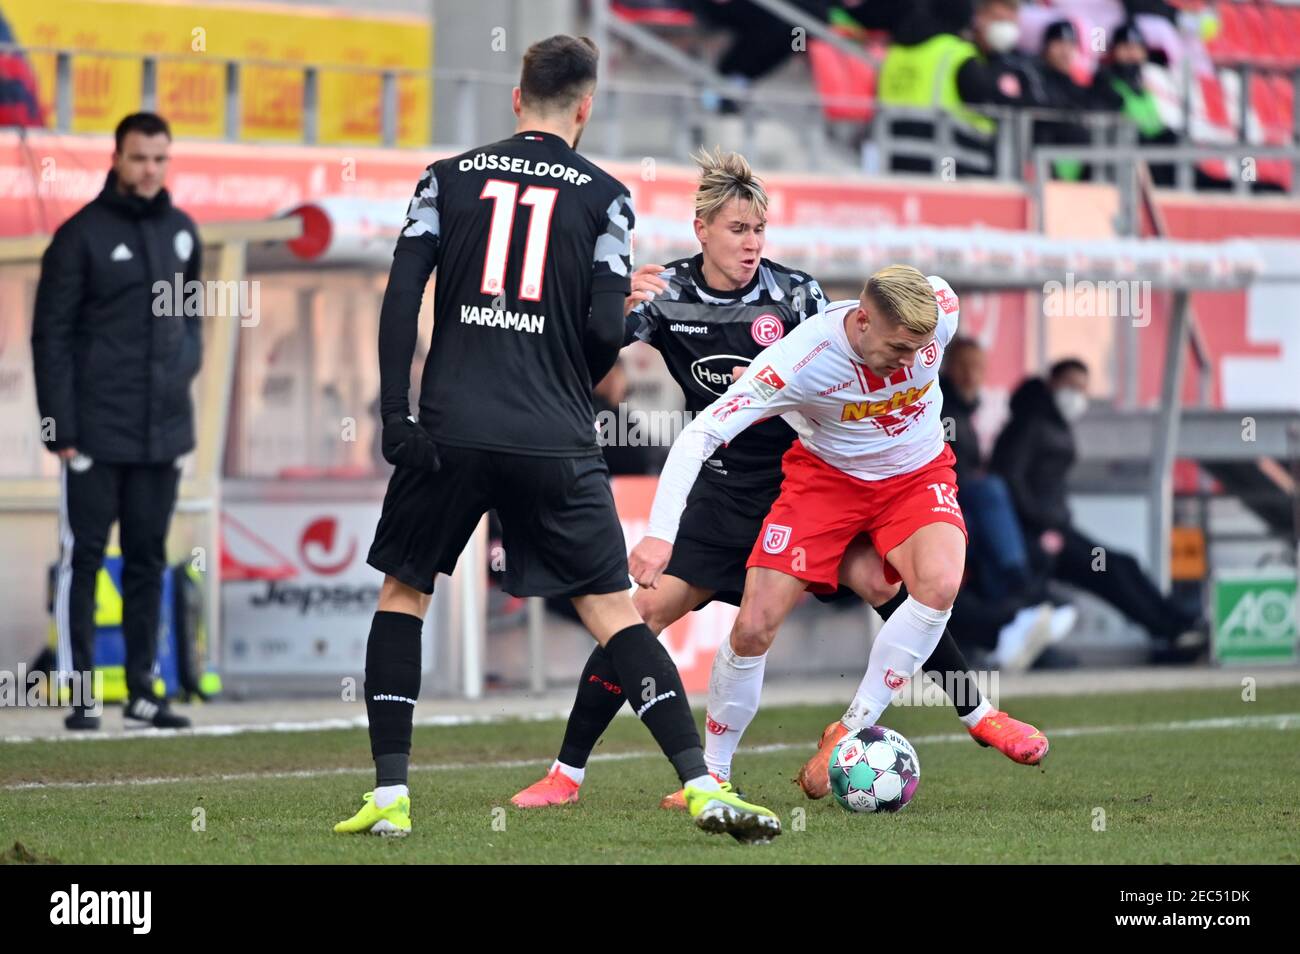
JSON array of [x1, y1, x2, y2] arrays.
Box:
[[512, 149, 1049, 810], [334, 36, 779, 842]]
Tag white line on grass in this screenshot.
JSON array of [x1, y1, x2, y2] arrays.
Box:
[[3, 712, 1297, 792]]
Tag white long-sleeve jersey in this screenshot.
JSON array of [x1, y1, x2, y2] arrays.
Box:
[[646, 276, 960, 543]]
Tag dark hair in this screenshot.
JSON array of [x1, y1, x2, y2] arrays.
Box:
[[519, 35, 599, 113], [114, 112, 171, 152], [1049, 357, 1089, 381], [946, 335, 982, 359]]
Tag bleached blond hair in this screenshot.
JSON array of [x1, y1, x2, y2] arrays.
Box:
[[692, 147, 768, 224], [863, 265, 938, 335]]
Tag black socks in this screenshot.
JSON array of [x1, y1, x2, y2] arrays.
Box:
[[557, 644, 629, 769], [365, 610, 423, 787], [602, 623, 707, 784]]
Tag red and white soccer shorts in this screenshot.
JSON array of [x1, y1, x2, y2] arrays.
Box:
[[746, 442, 967, 592]]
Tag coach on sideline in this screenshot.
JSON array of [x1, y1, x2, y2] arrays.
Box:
[[31, 112, 201, 731]]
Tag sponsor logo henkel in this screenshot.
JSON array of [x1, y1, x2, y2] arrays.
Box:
[[691, 354, 751, 396], [936, 287, 959, 314], [706, 713, 729, 735], [750, 313, 784, 345], [299, 517, 357, 576], [884, 668, 909, 690], [841, 380, 933, 421], [919, 339, 940, 368], [761, 523, 792, 554]]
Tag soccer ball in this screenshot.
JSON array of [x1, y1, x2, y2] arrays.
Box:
[[828, 726, 920, 813]]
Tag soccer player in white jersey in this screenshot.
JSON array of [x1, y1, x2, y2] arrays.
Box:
[[629, 265, 1024, 784]]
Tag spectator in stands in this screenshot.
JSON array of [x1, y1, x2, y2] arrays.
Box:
[[690, 0, 833, 111], [991, 358, 1208, 662], [941, 336, 1031, 598], [941, 337, 1075, 671], [1089, 20, 1180, 186], [1021, 19, 1095, 181], [877, 0, 1011, 176]]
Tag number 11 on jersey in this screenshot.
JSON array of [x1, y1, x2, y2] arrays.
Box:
[[480, 179, 558, 302]]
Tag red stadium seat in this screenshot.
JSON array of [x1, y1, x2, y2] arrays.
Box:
[[1207, 2, 1250, 64], [610, 1, 695, 28], [1197, 71, 1235, 179], [1249, 72, 1294, 188], [807, 37, 876, 122], [1235, 4, 1282, 67], [1261, 4, 1300, 67]]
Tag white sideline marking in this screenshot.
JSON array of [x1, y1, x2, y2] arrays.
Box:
[[0, 710, 572, 745], [3, 712, 1297, 792]]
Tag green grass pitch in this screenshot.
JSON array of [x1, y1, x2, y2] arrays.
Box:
[[1, 685, 1297, 864]]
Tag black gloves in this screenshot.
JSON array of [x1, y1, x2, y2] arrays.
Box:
[[382, 415, 441, 472]]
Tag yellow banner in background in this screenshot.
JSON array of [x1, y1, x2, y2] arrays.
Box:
[[7, 0, 432, 146]]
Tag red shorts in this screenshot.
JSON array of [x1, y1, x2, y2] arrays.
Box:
[[746, 442, 968, 592]]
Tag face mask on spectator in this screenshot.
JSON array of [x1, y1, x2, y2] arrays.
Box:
[[984, 20, 1020, 54], [1054, 387, 1088, 422]]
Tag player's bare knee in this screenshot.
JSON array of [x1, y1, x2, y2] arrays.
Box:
[[909, 570, 962, 611], [731, 607, 779, 656], [632, 588, 668, 635]]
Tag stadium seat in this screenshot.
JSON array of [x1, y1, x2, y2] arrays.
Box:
[[1207, 2, 1250, 64], [1196, 71, 1236, 179], [1261, 4, 1300, 66], [1235, 3, 1283, 67], [610, 0, 695, 28], [807, 37, 876, 122], [1248, 72, 1294, 188]]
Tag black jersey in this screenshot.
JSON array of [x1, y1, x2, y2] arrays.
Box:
[[391, 130, 635, 457], [626, 255, 826, 488]]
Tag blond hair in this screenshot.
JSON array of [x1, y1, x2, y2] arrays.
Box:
[[692, 147, 768, 223], [863, 265, 937, 335]]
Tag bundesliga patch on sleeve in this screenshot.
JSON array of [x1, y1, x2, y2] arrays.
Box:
[[935, 287, 958, 314], [749, 365, 787, 400]]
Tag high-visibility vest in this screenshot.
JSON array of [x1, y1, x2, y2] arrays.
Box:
[[878, 33, 996, 136]]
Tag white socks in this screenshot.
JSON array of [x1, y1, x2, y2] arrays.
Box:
[[959, 698, 993, 729], [703, 640, 767, 780], [842, 596, 952, 731], [373, 784, 408, 808], [684, 773, 721, 792], [552, 760, 585, 785]]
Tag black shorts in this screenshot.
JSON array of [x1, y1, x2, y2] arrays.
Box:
[[367, 445, 629, 598], [665, 475, 775, 607], [665, 474, 858, 609]]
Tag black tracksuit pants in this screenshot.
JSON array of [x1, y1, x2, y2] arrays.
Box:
[[55, 459, 180, 703]]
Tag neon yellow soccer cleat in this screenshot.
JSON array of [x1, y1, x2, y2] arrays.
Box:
[[684, 782, 782, 845], [333, 792, 411, 837]]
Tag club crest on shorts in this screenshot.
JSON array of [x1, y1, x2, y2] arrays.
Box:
[[761, 523, 792, 554], [750, 313, 784, 346], [919, 340, 940, 368], [884, 668, 909, 690]]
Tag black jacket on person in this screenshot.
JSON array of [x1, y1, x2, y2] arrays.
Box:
[[32, 170, 203, 463], [939, 374, 982, 487], [989, 377, 1076, 535]]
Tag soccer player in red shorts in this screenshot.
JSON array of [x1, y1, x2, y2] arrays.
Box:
[[630, 264, 1048, 787]]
